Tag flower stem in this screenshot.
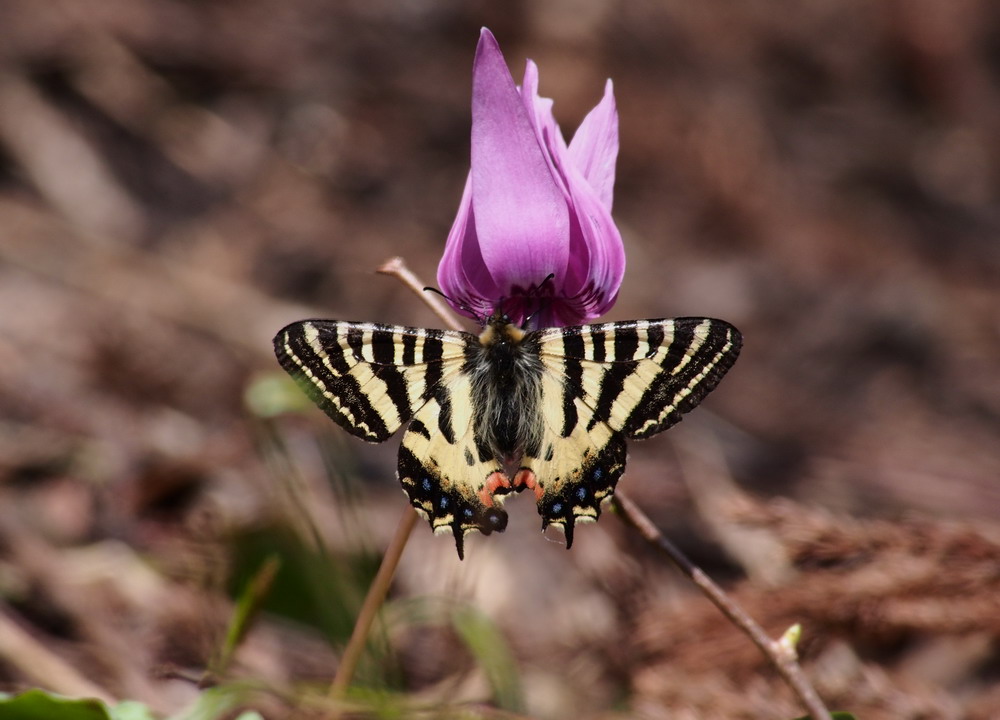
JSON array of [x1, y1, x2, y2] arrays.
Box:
[[377, 256, 467, 332], [327, 505, 418, 708], [612, 490, 833, 720]]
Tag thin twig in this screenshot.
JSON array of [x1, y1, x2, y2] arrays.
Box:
[[327, 506, 418, 707], [377, 256, 468, 332], [612, 491, 833, 720]]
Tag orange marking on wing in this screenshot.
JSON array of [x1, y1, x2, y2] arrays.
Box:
[[478, 471, 511, 507], [513, 469, 543, 501]]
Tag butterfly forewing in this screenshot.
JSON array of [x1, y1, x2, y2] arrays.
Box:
[[274, 321, 469, 441], [522, 318, 742, 541], [536, 317, 742, 439]]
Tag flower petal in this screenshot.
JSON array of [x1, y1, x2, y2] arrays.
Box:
[[568, 79, 618, 212], [520, 59, 624, 319], [561, 174, 625, 319], [519, 60, 569, 196], [437, 173, 498, 319], [471, 29, 569, 295], [437, 29, 625, 329]]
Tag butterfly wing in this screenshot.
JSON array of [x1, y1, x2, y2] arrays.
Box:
[[521, 317, 742, 544], [514, 368, 627, 548], [398, 371, 510, 560], [274, 320, 470, 441], [274, 320, 508, 558]]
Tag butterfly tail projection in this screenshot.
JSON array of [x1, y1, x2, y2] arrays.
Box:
[[397, 375, 514, 559]]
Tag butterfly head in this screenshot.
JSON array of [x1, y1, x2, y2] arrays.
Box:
[[481, 272, 556, 334], [479, 310, 525, 346]]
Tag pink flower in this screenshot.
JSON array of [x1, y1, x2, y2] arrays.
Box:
[[437, 28, 625, 329]]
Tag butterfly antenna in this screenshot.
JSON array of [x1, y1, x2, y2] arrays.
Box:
[[423, 286, 486, 324]]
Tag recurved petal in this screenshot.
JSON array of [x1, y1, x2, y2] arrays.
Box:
[[560, 161, 626, 317], [567, 79, 618, 212], [520, 60, 571, 200], [471, 28, 569, 294]]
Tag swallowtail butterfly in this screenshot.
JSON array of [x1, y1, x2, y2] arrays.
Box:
[[274, 314, 741, 558]]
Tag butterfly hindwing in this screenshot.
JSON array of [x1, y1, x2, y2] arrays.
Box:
[[522, 318, 742, 540], [517, 369, 627, 547], [398, 372, 510, 560]]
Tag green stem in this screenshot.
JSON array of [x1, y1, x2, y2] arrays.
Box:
[[327, 505, 418, 709]]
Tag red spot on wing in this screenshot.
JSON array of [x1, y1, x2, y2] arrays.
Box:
[[478, 471, 512, 507], [512, 468, 543, 500]]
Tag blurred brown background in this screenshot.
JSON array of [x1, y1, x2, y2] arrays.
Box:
[[1, 1, 999, 718]]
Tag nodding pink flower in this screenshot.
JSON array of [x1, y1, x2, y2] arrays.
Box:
[[437, 28, 625, 329]]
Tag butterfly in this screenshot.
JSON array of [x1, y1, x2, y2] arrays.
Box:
[[273, 313, 741, 558]]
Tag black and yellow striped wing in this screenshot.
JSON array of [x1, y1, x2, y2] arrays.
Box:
[[396, 371, 511, 558], [274, 316, 741, 557], [520, 318, 741, 544], [273, 320, 471, 441], [274, 319, 510, 558]]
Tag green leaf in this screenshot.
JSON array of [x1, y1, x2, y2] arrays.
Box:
[[245, 373, 312, 417], [0, 693, 108, 720], [0, 688, 271, 720], [214, 555, 281, 675], [169, 686, 249, 720], [109, 701, 159, 720], [0, 691, 159, 720], [451, 608, 524, 713]]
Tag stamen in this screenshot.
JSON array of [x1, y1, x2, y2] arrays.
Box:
[[522, 273, 557, 328]]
